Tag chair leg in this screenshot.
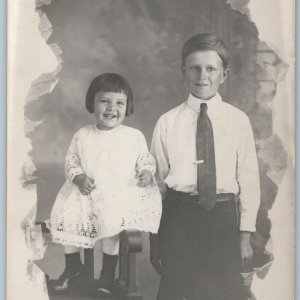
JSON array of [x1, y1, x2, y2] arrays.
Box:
[[116, 231, 143, 300]]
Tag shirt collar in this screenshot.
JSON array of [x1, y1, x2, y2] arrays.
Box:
[[186, 93, 222, 119]]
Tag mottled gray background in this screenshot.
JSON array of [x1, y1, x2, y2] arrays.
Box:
[[27, 0, 287, 299]]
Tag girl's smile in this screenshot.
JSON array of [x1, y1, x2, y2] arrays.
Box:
[[93, 91, 127, 130]]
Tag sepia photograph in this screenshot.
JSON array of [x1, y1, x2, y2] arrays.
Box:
[[7, 0, 295, 299]]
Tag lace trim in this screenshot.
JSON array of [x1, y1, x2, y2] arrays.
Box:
[[65, 133, 84, 183], [48, 187, 162, 248], [136, 151, 156, 175], [47, 222, 160, 249]]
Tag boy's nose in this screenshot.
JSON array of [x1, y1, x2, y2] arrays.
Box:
[[199, 70, 207, 80]]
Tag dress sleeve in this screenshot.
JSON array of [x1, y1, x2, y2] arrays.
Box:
[[150, 116, 170, 197], [135, 131, 156, 176], [64, 131, 84, 184], [236, 117, 261, 232]]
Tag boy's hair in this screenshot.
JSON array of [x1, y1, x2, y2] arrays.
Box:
[[181, 33, 230, 68], [86, 73, 133, 116]]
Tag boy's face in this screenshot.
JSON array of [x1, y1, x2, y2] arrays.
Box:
[[93, 91, 127, 130], [182, 50, 229, 100]]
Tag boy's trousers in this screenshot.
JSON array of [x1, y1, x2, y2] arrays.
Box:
[[156, 189, 246, 300]]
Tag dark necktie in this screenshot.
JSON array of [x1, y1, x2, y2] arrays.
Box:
[[196, 103, 216, 210]]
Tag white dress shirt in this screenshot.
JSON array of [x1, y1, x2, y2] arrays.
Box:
[[150, 93, 260, 232]]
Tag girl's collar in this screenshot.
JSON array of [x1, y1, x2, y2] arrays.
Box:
[[93, 124, 123, 134]]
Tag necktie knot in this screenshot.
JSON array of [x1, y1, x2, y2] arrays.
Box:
[[200, 103, 208, 114]]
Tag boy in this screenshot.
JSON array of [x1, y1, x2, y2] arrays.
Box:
[[150, 33, 260, 300]]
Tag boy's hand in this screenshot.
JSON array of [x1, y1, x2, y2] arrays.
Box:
[[137, 169, 153, 187], [149, 233, 162, 275], [240, 231, 253, 271], [73, 174, 96, 195]]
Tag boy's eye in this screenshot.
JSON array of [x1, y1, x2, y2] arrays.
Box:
[[207, 66, 216, 72], [191, 66, 201, 72]]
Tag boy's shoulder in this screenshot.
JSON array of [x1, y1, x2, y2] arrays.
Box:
[[221, 101, 250, 122], [162, 102, 186, 117], [158, 102, 186, 123]]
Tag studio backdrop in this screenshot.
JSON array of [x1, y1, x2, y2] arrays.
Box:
[[25, 1, 288, 299]]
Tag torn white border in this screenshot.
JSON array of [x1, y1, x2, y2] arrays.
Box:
[[7, 0, 295, 299]]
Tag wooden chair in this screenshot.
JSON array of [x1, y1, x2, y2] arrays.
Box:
[[38, 223, 143, 300], [116, 230, 143, 299]]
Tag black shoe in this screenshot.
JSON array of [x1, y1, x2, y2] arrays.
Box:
[[97, 254, 118, 294], [97, 287, 114, 298], [97, 276, 114, 298], [55, 264, 86, 291]]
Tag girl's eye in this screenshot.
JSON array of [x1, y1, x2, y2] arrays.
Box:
[[99, 99, 109, 104], [117, 101, 125, 106]]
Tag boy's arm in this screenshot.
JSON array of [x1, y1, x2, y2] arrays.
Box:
[[236, 117, 261, 269], [150, 117, 170, 199], [236, 117, 261, 233]]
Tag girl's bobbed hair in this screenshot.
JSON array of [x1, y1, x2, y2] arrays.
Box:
[[86, 73, 133, 116], [182, 33, 230, 69]]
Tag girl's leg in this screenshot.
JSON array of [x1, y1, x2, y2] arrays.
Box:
[[62, 245, 83, 275], [103, 235, 119, 255], [98, 235, 119, 294], [55, 245, 85, 291], [64, 245, 80, 254]]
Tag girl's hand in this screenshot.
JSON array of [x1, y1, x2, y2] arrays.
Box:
[[73, 174, 96, 195], [137, 169, 153, 187]]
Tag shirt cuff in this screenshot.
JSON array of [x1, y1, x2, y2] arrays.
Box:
[[239, 213, 257, 232]]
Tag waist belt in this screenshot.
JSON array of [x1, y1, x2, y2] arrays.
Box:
[[166, 188, 235, 204]]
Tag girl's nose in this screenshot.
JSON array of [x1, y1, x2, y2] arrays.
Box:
[[107, 103, 117, 110]]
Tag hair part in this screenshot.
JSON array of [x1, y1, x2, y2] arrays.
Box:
[[181, 33, 230, 69], [85, 73, 133, 116]]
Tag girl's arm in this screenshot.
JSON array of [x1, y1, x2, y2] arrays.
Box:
[[64, 131, 85, 184], [135, 131, 156, 185], [65, 130, 96, 194], [136, 131, 156, 175]]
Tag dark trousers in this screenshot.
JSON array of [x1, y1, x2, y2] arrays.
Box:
[[157, 189, 245, 300]]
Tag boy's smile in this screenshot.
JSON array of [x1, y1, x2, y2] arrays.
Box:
[[182, 50, 229, 100], [94, 91, 127, 130]]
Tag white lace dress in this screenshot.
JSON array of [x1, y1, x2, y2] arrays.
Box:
[[47, 125, 162, 248]]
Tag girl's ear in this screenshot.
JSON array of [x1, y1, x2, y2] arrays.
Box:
[[181, 63, 186, 74], [220, 68, 229, 84]]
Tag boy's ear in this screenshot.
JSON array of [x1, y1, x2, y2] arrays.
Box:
[[220, 68, 230, 83]]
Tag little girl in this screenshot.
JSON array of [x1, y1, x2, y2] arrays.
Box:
[[47, 73, 162, 295]]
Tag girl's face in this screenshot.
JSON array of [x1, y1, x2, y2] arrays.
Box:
[[94, 91, 127, 130]]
